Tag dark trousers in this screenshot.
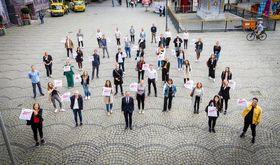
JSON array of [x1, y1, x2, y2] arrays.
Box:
[[208, 117, 217, 129], [66, 48, 73, 58], [92, 65, 99, 79], [45, 64, 52, 77], [243, 122, 256, 137], [162, 69, 169, 82], [124, 111, 133, 128], [221, 99, 229, 111], [130, 35, 135, 43], [97, 38, 101, 48], [126, 0, 128, 7], [118, 62, 125, 72], [163, 95, 173, 111], [115, 84, 123, 94], [208, 67, 215, 79], [51, 94, 62, 109], [184, 39, 188, 49], [31, 123, 43, 142], [40, 18, 44, 24], [194, 96, 200, 113], [166, 37, 171, 47], [78, 41, 84, 48], [32, 82, 43, 98], [78, 62, 83, 69], [137, 94, 145, 110], [148, 78, 157, 95], [138, 70, 145, 82], [116, 38, 121, 45], [151, 33, 157, 43], [72, 109, 83, 124], [119, 0, 122, 5]]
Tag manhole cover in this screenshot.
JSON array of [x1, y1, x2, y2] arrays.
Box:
[[250, 90, 262, 96]]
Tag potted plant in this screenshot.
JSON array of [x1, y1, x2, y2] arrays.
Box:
[[21, 7, 31, 25], [0, 15, 5, 36]]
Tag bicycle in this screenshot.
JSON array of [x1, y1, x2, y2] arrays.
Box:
[[246, 29, 267, 41]]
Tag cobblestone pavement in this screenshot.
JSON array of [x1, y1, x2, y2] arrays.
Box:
[[0, 1, 280, 165]]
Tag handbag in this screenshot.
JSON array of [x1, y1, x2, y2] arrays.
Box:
[[114, 69, 123, 84], [190, 87, 195, 97]]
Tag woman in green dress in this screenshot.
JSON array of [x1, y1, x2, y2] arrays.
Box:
[[63, 60, 75, 88]]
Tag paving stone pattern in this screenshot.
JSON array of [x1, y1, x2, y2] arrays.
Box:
[[0, 2, 280, 165]]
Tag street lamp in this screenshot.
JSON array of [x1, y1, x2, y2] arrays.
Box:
[[165, 0, 168, 31]]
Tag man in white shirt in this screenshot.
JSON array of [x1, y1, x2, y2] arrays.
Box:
[[165, 29, 172, 48], [70, 90, 83, 127], [146, 64, 158, 97], [96, 29, 103, 48], [183, 30, 189, 49], [139, 28, 146, 40], [115, 27, 121, 46], [115, 48, 126, 73]]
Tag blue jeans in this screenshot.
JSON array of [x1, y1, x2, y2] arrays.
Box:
[[177, 58, 183, 69], [106, 103, 113, 112], [125, 47, 131, 58], [215, 52, 221, 62], [72, 109, 82, 124], [83, 84, 91, 97], [157, 60, 162, 68], [32, 82, 43, 98]]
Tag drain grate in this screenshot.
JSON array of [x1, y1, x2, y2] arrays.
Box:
[[250, 90, 262, 96]]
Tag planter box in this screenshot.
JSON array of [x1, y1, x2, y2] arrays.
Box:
[[22, 19, 31, 25]]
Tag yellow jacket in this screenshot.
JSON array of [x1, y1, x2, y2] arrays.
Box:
[[241, 102, 262, 125]]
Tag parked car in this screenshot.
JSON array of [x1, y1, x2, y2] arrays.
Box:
[[70, 0, 86, 12], [50, 2, 69, 16]]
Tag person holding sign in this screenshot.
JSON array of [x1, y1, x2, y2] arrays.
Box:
[[205, 95, 222, 133], [113, 63, 124, 96], [28, 65, 44, 99], [176, 48, 185, 71], [190, 82, 204, 114], [137, 80, 146, 114], [47, 82, 65, 113], [115, 48, 126, 73], [137, 57, 145, 82], [26, 103, 45, 147], [218, 80, 231, 115], [156, 44, 165, 70], [183, 60, 192, 84], [91, 49, 100, 79], [173, 35, 183, 52], [121, 91, 134, 130], [70, 90, 84, 127], [81, 71, 91, 100], [146, 64, 158, 97], [76, 29, 84, 49], [63, 60, 75, 88], [163, 78, 177, 112], [75, 47, 83, 71], [221, 67, 232, 82], [207, 54, 217, 82], [104, 80, 113, 116], [65, 36, 74, 59], [240, 98, 262, 144]]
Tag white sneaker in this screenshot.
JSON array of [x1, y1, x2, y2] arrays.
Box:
[[123, 72, 126, 74], [178, 69, 180, 71], [54, 109, 58, 113], [85, 97, 88, 100], [67, 57, 70, 60], [88, 96, 90, 99], [110, 110, 113, 114], [138, 110, 141, 114], [46, 77, 48, 80], [142, 110, 145, 114], [50, 75, 53, 78], [157, 67, 160, 70], [107, 112, 111, 116], [213, 79, 215, 82], [60, 109, 66, 112], [208, 77, 211, 79]]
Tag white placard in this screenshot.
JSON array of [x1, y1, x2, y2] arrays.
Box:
[[88, 56, 94, 62], [54, 80, 62, 87], [61, 92, 71, 102], [237, 99, 248, 108], [78, 36, 83, 42], [172, 49, 176, 57], [74, 73, 81, 83], [64, 66, 71, 72], [60, 38, 66, 43], [19, 109, 33, 120], [102, 87, 112, 96], [156, 36, 160, 41], [228, 80, 236, 90], [208, 106, 218, 117], [129, 83, 138, 92], [72, 52, 77, 59], [157, 54, 164, 61], [121, 52, 127, 58], [184, 80, 194, 90], [142, 64, 149, 71]]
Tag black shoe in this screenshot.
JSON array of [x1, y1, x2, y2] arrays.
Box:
[[162, 110, 166, 112], [212, 129, 216, 133], [103, 56, 105, 58], [130, 127, 132, 130], [33, 96, 36, 99], [148, 93, 150, 96], [240, 132, 245, 138], [197, 111, 199, 114], [251, 137, 255, 144], [80, 123, 83, 126], [168, 108, 171, 111], [125, 126, 128, 130], [121, 93, 124, 96], [209, 128, 211, 132], [35, 142, 40, 147], [155, 94, 157, 97], [40, 139, 45, 144], [114, 93, 118, 96], [224, 111, 227, 115], [97, 76, 99, 78], [75, 123, 78, 127], [40, 93, 44, 96], [194, 111, 196, 114]]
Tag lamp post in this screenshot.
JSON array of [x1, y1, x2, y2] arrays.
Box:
[[165, 0, 168, 31]]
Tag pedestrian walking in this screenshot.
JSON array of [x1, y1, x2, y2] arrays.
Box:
[[130, 25, 135, 44], [70, 90, 84, 127], [113, 64, 124, 96], [151, 24, 157, 43], [165, 29, 172, 48], [91, 49, 100, 79], [162, 57, 170, 84], [136, 80, 146, 114], [176, 48, 185, 71], [183, 30, 189, 49], [100, 34, 110, 58], [124, 35, 132, 58], [75, 47, 83, 71], [47, 82, 65, 113], [96, 29, 103, 48], [158, 34, 166, 47], [183, 60, 192, 84], [156, 44, 165, 70], [77, 29, 84, 49], [213, 41, 221, 62], [115, 27, 121, 46], [26, 103, 45, 147], [218, 80, 231, 115], [115, 48, 126, 73], [43, 52, 53, 79], [240, 98, 262, 144], [173, 35, 183, 52], [28, 65, 44, 99], [195, 38, 203, 62], [38, 11, 45, 24], [190, 82, 204, 114], [104, 80, 114, 115], [65, 36, 74, 59], [122, 91, 134, 130], [221, 67, 232, 82], [63, 60, 75, 88], [207, 54, 217, 82], [137, 57, 145, 82], [159, 5, 164, 17], [146, 64, 158, 97], [81, 71, 91, 100], [163, 78, 177, 112], [139, 28, 146, 40], [205, 95, 222, 133]]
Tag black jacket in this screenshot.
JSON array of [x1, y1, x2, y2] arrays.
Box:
[[27, 109, 43, 125], [116, 52, 125, 63], [92, 54, 100, 66], [139, 39, 146, 49], [70, 95, 83, 110], [173, 37, 183, 48], [205, 100, 222, 117], [81, 76, 90, 85], [151, 26, 157, 33], [158, 37, 166, 47], [162, 60, 170, 72], [43, 55, 52, 65], [218, 85, 231, 100], [207, 58, 217, 69], [221, 71, 232, 81], [213, 45, 221, 54], [195, 41, 203, 50], [113, 69, 123, 85], [76, 51, 83, 63], [121, 96, 134, 113]]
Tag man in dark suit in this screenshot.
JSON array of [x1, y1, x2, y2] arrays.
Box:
[[121, 91, 134, 130], [70, 90, 83, 127], [113, 63, 124, 96]]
